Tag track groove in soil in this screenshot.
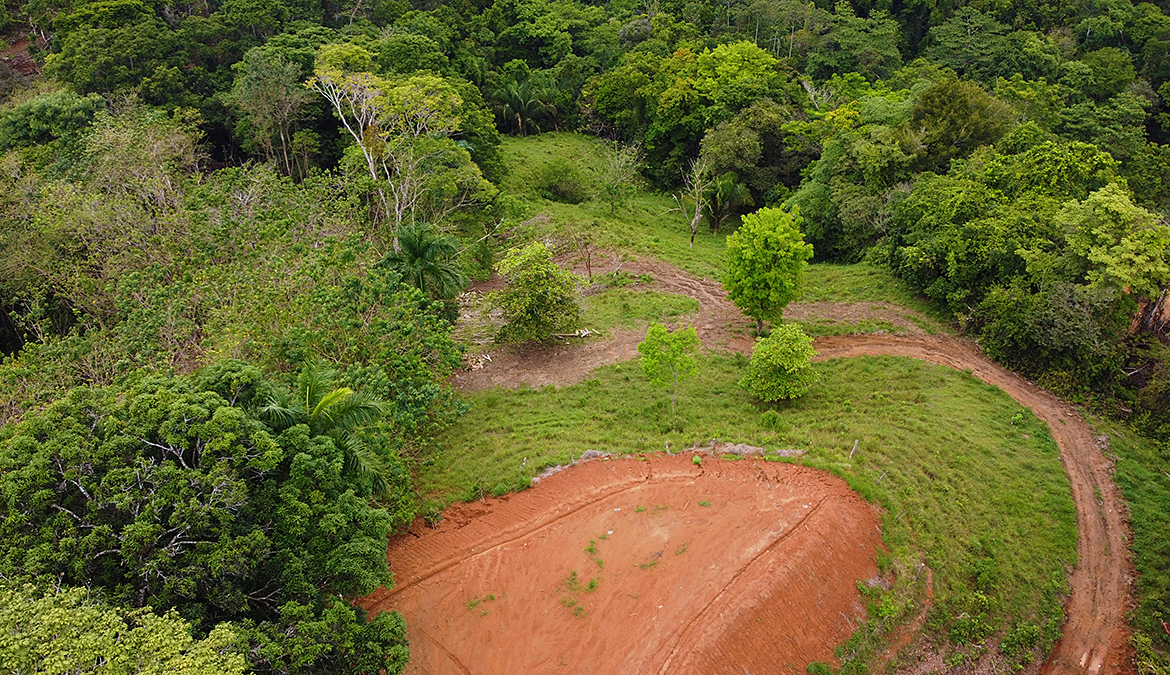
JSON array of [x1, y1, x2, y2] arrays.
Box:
[[654, 496, 828, 675]]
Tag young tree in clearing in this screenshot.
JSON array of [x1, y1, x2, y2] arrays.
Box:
[[596, 140, 641, 215], [740, 324, 818, 402], [638, 322, 701, 414], [490, 242, 582, 343], [723, 206, 814, 333]]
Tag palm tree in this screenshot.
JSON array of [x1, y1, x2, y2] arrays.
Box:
[[259, 360, 394, 498], [381, 224, 468, 301], [704, 172, 755, 234]]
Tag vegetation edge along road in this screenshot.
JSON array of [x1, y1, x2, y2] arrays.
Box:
[[814, 333, 1131, 675]]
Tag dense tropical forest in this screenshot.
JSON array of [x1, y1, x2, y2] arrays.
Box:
[[0, 0, 1169, 669]]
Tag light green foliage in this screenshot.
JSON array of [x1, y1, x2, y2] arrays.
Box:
[[1060, 182, 1170, 300], [491, 241, 582, 342], [638, 322, 700, 413], [740, 324, 819, 401], [723, 207, 814, 332], [0, 584, 246, 675], [308, 65, 494, 231]]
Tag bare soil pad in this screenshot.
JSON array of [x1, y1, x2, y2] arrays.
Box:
[[360, 455, 883, 675]]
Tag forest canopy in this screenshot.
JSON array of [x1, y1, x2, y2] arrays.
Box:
[[1, 0, 1170, 669]]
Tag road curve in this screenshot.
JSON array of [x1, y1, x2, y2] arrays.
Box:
[[813, 333, 1134, 675]]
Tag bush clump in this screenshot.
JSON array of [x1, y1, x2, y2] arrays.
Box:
[[535, 159, 591, 204], [740, 324, 818, 402]]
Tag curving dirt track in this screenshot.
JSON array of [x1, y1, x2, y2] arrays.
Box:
[[814, 334, 1133, 675], [446, 258, 1133, 674], [360, 455, 884, 675]]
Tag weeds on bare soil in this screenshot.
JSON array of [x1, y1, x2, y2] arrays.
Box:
[[800, 264, 947, 327], [580, 289, 700, 334], [425, 354, 1076, 670]]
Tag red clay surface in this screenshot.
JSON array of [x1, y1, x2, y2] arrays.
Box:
[[360, 454, 884, 675]]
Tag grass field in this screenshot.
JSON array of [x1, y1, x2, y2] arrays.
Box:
[[424, 354, 1076, 667], [580, 288, 700, 333]]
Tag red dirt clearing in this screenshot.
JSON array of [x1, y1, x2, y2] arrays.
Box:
[[360, 454, 884, 675]]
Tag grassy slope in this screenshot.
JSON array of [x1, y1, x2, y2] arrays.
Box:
[[498, 133, 945, 333], [499, 133, 728, 280], [426, 354, 1076, 658], [580, 288, 700, 333]]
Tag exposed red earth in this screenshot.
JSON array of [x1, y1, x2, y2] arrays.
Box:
[[386, 257, 1133, 675], [360, 454, 884, 675]]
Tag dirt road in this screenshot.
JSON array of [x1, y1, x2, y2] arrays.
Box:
[[814, 334, 1133, 675]]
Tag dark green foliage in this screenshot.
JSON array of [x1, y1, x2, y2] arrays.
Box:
[[0, 89, 105, 150], [0, 366, 408, 674], [534, 158, 592, 203], [381, 224, 468, 302]]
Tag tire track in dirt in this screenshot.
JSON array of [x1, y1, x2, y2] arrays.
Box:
[[655, 496, 829, 675], [814, 334, 1133, 675], [362, 456, 881, 675]]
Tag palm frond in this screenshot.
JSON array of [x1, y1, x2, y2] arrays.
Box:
[[258, 394, 305, 431], [333, 430, 393, 499], [309, 386, 355, 433]]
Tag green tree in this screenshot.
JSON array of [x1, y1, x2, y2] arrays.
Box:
[[595, 139, 640, 215], [638, 322, 701, 414], [0, 584, 246, 675], [380, 224, 468, 301], [911, 79, 1013, 173], [260, 359, 394, 497], [228, 48, 312, 177], [723, 206, 814, 333], [739, 324, 818, 401], [0, 365, 407, 675], [490, 242, 581, 342], [1061, 182, 1170, 302]]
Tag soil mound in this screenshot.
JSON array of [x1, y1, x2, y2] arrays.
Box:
[[360, 454, 883, 675]]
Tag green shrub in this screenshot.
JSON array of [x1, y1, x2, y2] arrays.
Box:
[[740, 324, 818, 401], [535, 159, 591, 204]]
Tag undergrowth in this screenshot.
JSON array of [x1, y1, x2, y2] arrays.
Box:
[[425, 354, 1076, 670]]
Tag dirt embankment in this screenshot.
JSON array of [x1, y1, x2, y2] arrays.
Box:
[[360, 455, 884, 675]]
